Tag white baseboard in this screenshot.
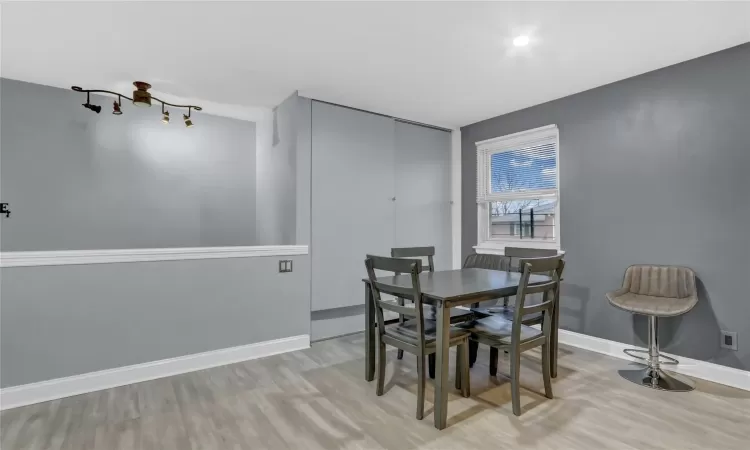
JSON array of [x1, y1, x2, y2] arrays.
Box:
[[0, 334, 310, 410], [556, 328, 750, 391]]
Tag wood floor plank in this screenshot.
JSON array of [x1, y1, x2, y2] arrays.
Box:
[[2, 333, 748, 449]]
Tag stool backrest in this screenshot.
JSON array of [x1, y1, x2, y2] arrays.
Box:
[[622, 265, 696, 298]]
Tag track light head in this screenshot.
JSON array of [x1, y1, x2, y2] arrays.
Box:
[[83, 103, 102, 114], [132, 81, 152, 108], [162, 110, 170, 124], [183, 114, 193, 128], [112, 101, 122, 115]]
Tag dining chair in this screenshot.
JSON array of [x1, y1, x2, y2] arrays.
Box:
[[500, 247, 558, 307], [461, 253, 512, 366], [469, 250, 565, 377], [364, 255, 471, 419], [464, 256, 564, 416], [391, 246, 474, 371]]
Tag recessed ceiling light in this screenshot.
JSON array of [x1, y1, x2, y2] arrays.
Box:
[[513, 35, 530, 47]]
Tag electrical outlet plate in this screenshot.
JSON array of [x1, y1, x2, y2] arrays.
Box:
[[278, 260, 293, 273], [720, 330, 738, 351]]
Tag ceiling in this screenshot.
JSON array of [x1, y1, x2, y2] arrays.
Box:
[[2, 1, 748, 128]]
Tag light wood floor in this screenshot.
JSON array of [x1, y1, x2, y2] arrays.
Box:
[[2, 333, 749, 449]]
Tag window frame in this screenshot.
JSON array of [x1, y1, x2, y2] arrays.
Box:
[[474, 124, 561, 255]]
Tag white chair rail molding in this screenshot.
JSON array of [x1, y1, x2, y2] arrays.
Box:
[[0, 245, 309, 267]]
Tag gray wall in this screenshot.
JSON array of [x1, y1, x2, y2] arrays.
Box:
[[1, 78, 257, 251], [0, 256, 310, 387], [309, 102, 453, 341], [256, 92, 299, 245], [461, 43, 750, 370], [0, 81, 313, 388], [296, 96, 312, 246]]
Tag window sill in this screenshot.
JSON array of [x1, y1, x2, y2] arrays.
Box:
[[474, 241, 562, 256]]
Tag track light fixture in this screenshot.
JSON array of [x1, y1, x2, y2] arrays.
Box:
[[112, 98, 122, 115], [71, 82, 202, 127], [82, 92, 101, 114], [162, 105, 170, 124], [84, 103, 102, 114], [183, 108, 194, 128]]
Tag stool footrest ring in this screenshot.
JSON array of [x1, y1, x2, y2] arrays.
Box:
[[657, 353, 679, 365], [623, 348, 648, 361], [623, 348, 679, 365]]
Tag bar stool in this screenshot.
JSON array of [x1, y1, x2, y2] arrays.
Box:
[[606, 265, 698, 391]]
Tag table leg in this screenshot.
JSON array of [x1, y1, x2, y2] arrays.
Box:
[[365, 283, 375, 382], [551, 291, 560, 378], [469, 340, 478, 368], [434, 303, 450, 430]]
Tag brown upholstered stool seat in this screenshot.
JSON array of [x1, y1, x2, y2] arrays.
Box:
[[606, 265, 698, 317], [607, 292, 697, 317]]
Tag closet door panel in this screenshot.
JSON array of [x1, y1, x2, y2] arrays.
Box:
[[394, 122, 452, 271], [311, 102, 396, 311]]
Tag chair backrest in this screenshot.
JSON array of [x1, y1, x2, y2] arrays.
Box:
[[504, 247, 558, 258], [462, 253, 512, 271], [391, 246, 435, 273], [505, 247, 558, 272], [513, 256, 565, 337], [365, 255, 427, 346], [516, 253, 564, 276], [621, 265, 696, 299]]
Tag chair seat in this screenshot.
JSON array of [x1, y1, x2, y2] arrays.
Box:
[[471, 305, 542, 324], [464, 315, 542, 345], [423, 305, 475, 324], [606, 291, 697, 317], [385, 320, 470, 346]]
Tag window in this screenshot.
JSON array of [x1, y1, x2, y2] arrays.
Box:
[[476, 125, 559, 252]]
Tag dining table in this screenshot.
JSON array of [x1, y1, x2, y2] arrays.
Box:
[[363, 267, 553, 430]]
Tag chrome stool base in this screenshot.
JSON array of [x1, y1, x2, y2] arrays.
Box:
[[618, 366, 694, 392], [618, 316, 694, 392]]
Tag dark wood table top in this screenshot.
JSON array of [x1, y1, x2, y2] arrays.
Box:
[[363, 268, 551, 304]]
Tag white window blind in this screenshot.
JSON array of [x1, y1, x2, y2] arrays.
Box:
[[477, 125, 558, 202]]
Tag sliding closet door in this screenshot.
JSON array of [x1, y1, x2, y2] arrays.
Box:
[[311, 102, 396, 311], [394, 122, 452, 270]]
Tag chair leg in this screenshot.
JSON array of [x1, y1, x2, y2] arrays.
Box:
[[416, 355, 426, 420], [428, 354, 436, 379], [542, 342, 553, 399], [469, 340, 478, 368], [489, 347, 498, 377], [510, 348, 522, 416], [455, 346, 461, 390], [397, 298, 405, 360], [376, 338, 386, 396], [461, 342, 471, 398]]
